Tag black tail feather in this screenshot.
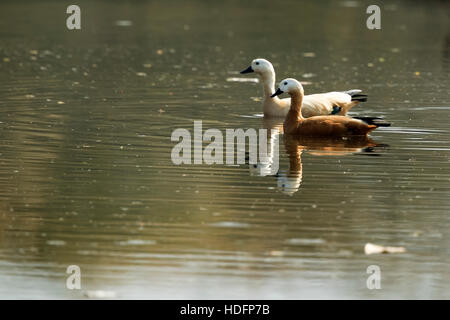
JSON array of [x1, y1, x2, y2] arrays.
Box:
[[353, 116, 391, 127], [350, 94, 368, 102], [343, 90, 368, 102]]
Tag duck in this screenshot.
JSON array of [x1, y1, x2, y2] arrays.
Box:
[[240, 58, 367, 118], [270, 78, 390, 137]]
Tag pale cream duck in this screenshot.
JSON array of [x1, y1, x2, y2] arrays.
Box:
[[240, 58, 367, 118]]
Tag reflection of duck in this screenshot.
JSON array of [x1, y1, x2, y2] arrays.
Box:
[[249, 118, 282, 177], [277, 137, 304, 196], [240, 58, 367, 118], [271, 78, 390, 137], [278, 135, 381, 195]]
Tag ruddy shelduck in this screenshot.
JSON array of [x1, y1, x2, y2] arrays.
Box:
[[240, 58, 367, 118], [270, 78, 390, 137]]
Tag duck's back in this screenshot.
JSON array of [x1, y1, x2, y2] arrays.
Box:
[[263, 92, 358, 118], [302, 92, 355, 117], [302, 96, 334, 117], [291, 116, 376, 136]]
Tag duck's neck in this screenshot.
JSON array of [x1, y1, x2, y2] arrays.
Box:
[[284, 135, 303, 175], [261, 71, 276, 98], [285, 89, 304, 133]]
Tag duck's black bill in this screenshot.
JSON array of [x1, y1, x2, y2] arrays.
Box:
[[240, 66, 254, 74], [270, 88, 284, 98]]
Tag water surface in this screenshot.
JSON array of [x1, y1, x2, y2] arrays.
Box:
[[0, 0, 449, 299]]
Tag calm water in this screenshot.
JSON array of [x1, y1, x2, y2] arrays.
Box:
[[0, 0, 449, 299]]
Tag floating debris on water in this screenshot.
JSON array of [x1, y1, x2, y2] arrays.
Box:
[[302, 73, 316, 78], [286, 238, 326, 245], [199, 83, 215, 89], [268, 250, 284, 257], [238, 114, 264, 118], [84, 290, 117, 299], [226, 77, 259, 83], [117, 239, 156, 246], [209, 221, 250, 228], [115, 20, 133, 27], [303, 52, 316, 58], [364, 243, 406, 255], [340, 1, 360, 7], [136, 72, 147, 77], [46, 240, 66, 246]]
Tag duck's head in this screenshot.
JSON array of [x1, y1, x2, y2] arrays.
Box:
[[240, 58, 274, 75], [270, 78, 304, 98]]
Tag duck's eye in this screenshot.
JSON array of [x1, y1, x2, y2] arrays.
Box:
[[283, 82, 288, 85], [255, 62, 260, 65]]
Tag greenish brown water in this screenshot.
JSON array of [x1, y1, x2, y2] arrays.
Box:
[[0, 0, 449, 299]]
